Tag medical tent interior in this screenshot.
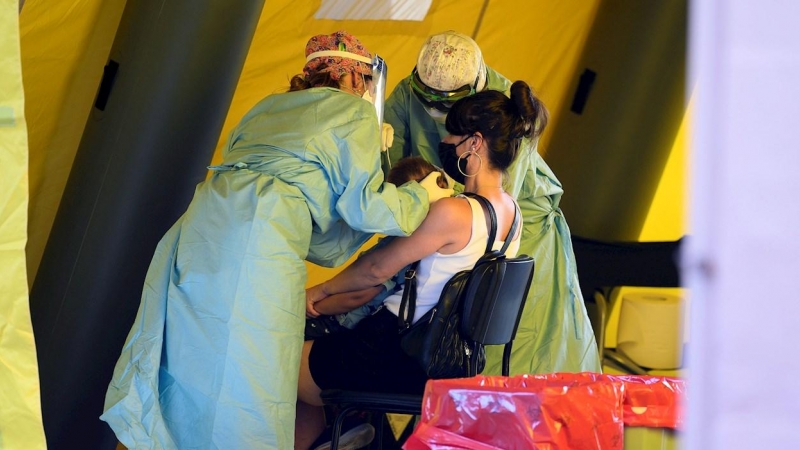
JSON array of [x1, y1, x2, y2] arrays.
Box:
[[2, 0, 688, 448]]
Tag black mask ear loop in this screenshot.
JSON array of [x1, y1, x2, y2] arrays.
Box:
[[437, 134, 475, 184]]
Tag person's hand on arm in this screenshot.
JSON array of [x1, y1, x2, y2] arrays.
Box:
[[305, 284, 328, 318], [308, 285, 386, 317]]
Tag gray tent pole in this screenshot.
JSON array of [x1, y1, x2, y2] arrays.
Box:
[[28, 1, 265, 448]]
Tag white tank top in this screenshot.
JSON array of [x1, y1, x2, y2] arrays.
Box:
[[384, 196, 521, 323]]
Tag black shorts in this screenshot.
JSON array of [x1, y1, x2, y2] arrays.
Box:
[[308, 308, 429, 395]]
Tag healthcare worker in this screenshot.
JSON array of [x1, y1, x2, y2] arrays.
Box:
[[101, 31, 449, 450], [384, 30, 601, 375]]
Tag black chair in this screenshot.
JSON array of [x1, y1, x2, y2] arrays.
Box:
[[319, 256, 535, 449]]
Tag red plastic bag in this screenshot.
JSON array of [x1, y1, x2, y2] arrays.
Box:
[[405, 374, 625, 450], [405, 423, 506, 450], [528, 374, 687, 429], [607, 375, 686, 428]]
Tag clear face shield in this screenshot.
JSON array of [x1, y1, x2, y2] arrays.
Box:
[[370, 55, 387, 127], [370, 55, 390, 168]]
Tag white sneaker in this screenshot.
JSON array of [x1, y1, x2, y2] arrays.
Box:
[[313, 423, 375, 450]]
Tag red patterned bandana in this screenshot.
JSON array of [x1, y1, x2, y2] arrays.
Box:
[[303, 31, 373, 81]]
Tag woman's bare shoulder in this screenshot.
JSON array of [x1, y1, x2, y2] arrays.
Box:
[[428, 195, 472, 218], [414, 196, 472, 236]]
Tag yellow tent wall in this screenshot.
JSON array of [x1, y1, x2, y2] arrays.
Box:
[[0, 0, 46, 448], [21, 0, 127, 285]]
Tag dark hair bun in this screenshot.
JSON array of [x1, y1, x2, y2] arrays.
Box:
[[510, 80, 548, 139]]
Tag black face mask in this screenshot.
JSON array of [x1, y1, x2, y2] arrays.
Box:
[[437, 135, 473, 185]]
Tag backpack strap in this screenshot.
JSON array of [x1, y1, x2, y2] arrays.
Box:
[[398, 261, 419, 329], [464, 193, 519, 255], [497, 202, 521, 255], [463, 193, 498, 254]]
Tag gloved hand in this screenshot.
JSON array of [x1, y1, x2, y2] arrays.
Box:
[[381, 123, 394, 152], [419, 171, 454, 203], [441, 170, 462, 193]]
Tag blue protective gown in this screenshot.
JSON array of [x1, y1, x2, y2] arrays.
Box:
[[384, 68, 601, 375], [101, 88, 429, 449]]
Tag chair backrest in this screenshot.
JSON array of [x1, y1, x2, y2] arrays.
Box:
[[460, 255, 535, 346]]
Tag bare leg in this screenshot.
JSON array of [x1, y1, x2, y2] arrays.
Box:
[[296, 340, 325, 450], [295, 400, 325, 450]]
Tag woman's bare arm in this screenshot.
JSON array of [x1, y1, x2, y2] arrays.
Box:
[[306, 197, 472, 305]]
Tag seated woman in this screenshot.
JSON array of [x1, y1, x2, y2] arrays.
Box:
[[296, 80, 547, 449], [304, 157, 450, 339]]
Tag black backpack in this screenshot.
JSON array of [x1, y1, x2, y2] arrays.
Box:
[[397, 193, 527, 379]]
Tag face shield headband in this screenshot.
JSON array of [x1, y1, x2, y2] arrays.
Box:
[[306, 50, 387, 118]]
